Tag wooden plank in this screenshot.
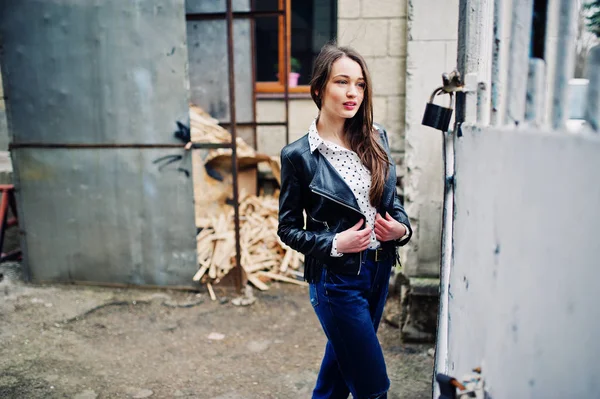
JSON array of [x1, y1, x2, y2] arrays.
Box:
[[290, 250, 300, 270], [257, 271, 308, 287], [192, 262, 210, 282], [207, 283, 217, 301], [247, 274, 269, 291], [279, 249, 293, 273], [243, 260, 279, 274], [196, 228, 213, 242]]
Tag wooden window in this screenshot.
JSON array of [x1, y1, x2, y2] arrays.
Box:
[[254, 0, 337, 94]]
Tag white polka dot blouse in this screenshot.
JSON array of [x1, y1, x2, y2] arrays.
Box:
[[308, 119, 383, 256]]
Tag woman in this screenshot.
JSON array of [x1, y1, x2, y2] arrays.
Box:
[[277, 44, 412, 399]]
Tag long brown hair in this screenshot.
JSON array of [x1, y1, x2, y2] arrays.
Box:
[[310, 44, 390, 207]]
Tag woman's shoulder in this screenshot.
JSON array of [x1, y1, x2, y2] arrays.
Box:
[[280, 133, 311, 160], [372, 122, 391, 149], [372, 122, 387, 136]]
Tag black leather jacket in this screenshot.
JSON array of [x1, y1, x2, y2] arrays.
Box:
[[277, 124, 412, 282]]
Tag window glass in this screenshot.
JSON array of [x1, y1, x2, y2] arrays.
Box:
[[255, 0, 336, 87], [291, 1, 336, 86], [256, 15, 280, 82]]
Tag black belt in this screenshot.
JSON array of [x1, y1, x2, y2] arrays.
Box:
[[364, 247, 386, 262]]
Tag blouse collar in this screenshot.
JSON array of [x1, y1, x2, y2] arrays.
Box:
[[308, 119, 323, 153]]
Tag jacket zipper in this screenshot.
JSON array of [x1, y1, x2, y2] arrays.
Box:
[[359, 251, 363, 275], [309, 187, 362, 215], [306, 211, 329, 231], [310, 187, 364, 275]]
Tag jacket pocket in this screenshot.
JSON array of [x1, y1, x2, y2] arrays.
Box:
[[306, 210, 330, 231]]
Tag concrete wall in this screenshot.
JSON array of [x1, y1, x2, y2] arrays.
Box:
[[449, 125, 600, 397], [404, 0, 459, 277], [256, 98, 317, 155]]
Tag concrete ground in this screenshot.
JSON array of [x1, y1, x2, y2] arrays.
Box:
[[0, 265, 434, 399]]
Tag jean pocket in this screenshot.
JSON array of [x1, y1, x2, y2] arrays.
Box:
[[309, 283, 319, 307], [326, 269, 356, 287]]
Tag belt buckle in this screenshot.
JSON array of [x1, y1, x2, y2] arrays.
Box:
[[375, 248, 380, 262]]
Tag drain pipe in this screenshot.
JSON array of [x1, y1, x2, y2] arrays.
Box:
[[432, 126, 456, 398]]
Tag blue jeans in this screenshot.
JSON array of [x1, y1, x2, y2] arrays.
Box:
[[309, 251, 393, 399]]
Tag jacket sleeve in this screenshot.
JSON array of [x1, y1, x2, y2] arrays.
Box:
[[379, 125, 413, 247], [392, 193, 412, 246], [277, 150, 336, 260]]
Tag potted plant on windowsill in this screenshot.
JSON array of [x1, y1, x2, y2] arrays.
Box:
[[275, 57, 302, 87], [289, 57, 301, 87]]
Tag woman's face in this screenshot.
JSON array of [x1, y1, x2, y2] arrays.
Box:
[[319, 56, 366, 122]]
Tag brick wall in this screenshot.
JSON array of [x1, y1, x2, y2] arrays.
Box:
[[337, 0, 408, 188]]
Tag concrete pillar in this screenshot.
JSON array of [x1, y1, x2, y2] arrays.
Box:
[[404, 0, 459, 279], [337, 0, 409, 166], [504, 0, 534, 126], [544, 0, 560, 125], [550, 0, 578, 129], [457, 0, 494, 124], [586, 45, 600, 131], [525, 58, 547, 125]]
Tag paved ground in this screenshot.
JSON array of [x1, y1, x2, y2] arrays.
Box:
[[0, 266, 434, 399]]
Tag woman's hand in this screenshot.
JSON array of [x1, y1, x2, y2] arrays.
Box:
[[374, 212, 407, 242], [335, 219, 372, 253]]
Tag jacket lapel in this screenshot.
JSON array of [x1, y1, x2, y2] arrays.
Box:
[[307, 131, 395, 213], [308, 150, 362, 213]]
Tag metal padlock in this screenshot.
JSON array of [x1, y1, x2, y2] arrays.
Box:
[[422, 87, 454, 132]]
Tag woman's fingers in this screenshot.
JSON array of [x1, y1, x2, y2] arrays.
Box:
[[357, 237, 370, 251], [374, 227, 390, 241], [374, 224, 389, 237], [375, 214, 390, 232]]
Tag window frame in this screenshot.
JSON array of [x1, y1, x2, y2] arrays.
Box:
[[255, 0, 311, 94]]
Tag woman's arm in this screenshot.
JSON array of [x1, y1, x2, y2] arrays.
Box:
[[277, 150, 337, 260]]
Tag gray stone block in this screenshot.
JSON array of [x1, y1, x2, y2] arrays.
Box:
[[400, 277, 439, 342]]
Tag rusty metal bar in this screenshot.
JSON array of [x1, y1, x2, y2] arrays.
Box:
[[190, 143, 233, 149], [8, 142, 233, 150], [283, 0, 290, 145], [219, 121, 287, 128], [67, 280, 200, 291], [0, 188, 11, 259], [226, 0, 243, 292], [250, 0, 258, 149], [9, 143, 187, 149], [186, 10, 285, 21]]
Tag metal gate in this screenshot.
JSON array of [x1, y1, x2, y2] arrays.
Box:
[[432, 0, 600, 397], [0, 1, 197, 287]]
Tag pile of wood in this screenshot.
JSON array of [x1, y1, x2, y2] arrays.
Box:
[[189, 104, 256, 159], [189, 104, 304, 291], [192, 193, 305, 291]]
